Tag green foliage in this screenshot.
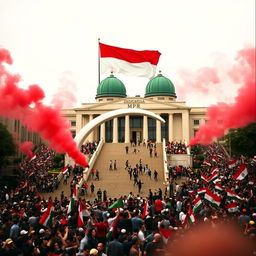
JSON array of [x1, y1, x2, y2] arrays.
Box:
[[0, 123, 16, 167], [195, 154, 204, 161], [223, 123, 256, 158], [53, 154, 64, 168]]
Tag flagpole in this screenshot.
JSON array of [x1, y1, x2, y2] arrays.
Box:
[[98, 38, 101, 85]]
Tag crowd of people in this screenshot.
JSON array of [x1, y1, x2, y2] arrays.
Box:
[[81, 143, 99, 156], [165, 141, 187, 154], [0, 142, 256, 255]]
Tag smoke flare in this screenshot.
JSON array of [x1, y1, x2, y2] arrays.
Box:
[[18, 141, 34, 159], [0, 48, 88, 167], [189, 47, 256, 146]]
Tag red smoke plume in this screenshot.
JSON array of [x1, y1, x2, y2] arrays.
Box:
[[0, 48, 88, 167], [189, 47, 256, 146], [18, 141, 34, 159]]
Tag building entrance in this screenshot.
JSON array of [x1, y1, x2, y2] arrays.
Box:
[[131, 129, 142, 144]]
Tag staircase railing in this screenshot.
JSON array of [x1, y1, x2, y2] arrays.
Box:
[[77, 139, 105, 193], [162, 138, 169, 182]]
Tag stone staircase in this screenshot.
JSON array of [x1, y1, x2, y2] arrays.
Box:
[[43, 143, 166, 200], [85, 143, 165, 199]]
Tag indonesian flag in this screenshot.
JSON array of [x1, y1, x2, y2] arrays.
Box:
[[193, 196, 203, 213], [225, 203, 238, 213], [215, 183, 224, 192], [61, 166, 69, 175], [39, 200, 54, 227], [141, 200, 149, 219], [233, 165, 248, 180], [77, 200, 84, 227], [228, 159, 239, 169], [204, 189, 221, 207], [67, 187, 77, 214], [207, 171, 218, 183], [159, 228, 174, 244], [203, 159, 211, 166], [226, 188, 244, 201], [99, 43, 161, 79]]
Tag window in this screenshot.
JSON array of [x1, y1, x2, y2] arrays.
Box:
[[193, 120, 200, 125], [71, 121, 76, 126], [107, 98, 113, 101], [157, 97, 164, 100], [194, 129, 198, 137]]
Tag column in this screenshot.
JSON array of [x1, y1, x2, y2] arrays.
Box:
[[76, 113, 82, 133], [156, 120, 161, 143], [182, 111, 190, 144], [113, 117, 118, 143], [168, 113, 173, 142], [125, 115, 130, 143], [88, 115, 94, 142], [100, 122, 105, 141], [143, 116, 148, 142]]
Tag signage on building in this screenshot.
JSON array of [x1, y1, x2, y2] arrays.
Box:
[[124, 99, 145, 108]]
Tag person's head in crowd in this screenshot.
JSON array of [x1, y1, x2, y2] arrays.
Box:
[[89, 248, 98, 256], [88, 228, 96, 238], [97, 243, 105, 254]]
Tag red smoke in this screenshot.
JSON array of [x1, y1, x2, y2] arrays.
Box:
[[0, 48, 88, 167], [189, 47, 256, 146], [18, 141, 34, 159]]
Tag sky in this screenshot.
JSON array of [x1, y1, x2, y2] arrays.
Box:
[[0, 0, 255, 108]]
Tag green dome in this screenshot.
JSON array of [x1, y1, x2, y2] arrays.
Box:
[[145, 73, 176, 98], [96, 74, 127, 98]]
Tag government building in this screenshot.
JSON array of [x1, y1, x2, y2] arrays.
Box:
[[62, 73, 207, 144]]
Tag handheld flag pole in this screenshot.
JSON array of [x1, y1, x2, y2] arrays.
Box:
[[98, 38, 101, 85]]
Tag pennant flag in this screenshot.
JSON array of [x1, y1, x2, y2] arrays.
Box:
[[77, 200, 84, 227], [159, 228, 174, 244], [67, 187, 77, 214], [228, 159, 239, 169], [233, 165, 248, 180], [215, 183, 224, 192], [197, 187, 207, 195], [225, 203, 238, 213], [39, 200, 54, 227], [108, 198, 124, 210], [141, 200, 149, 219], [99, 42, 161, 79], [203, 159, 211, 166], [226, 188, 244, 202], [204, 189, 221, 207], [193, 196, 203, 213]]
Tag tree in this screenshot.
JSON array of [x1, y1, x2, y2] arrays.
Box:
[[0, 123, 17, 167], [224, 123, 256, 158]]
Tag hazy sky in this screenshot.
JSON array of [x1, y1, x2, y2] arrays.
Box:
[[0, 0, 255, 107]]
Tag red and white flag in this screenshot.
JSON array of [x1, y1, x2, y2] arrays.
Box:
[[204, 189, 221, 207], [225, 203, 238, 213], [99, 43, 161, 79], [61, 166, 69, 175], [203, 159, 211, 166], [226, 188, 244, 201], [228, 159, 239, 169], [141, 200, 149, 219], [211, 166, 219, 174], [159, 228, 174, 244], [207, 171, 218, 183], [77, 200, 84, 227], [39, 200, 54, 227], [233, 165, 248, 180], [215, 183, 224, 192]]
